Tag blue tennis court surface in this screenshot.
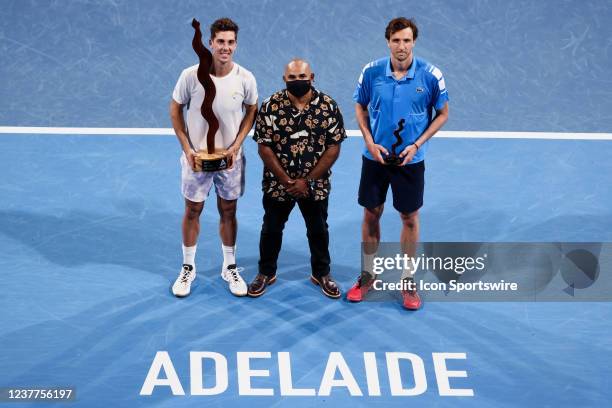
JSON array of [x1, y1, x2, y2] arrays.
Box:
[[1, 0, 611, 407]]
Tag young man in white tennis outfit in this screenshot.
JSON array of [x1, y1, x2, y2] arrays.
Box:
[[169, 18, 258, 297]]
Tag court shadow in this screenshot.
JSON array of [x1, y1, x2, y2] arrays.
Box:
[[0, 209, 201, 275], [423, 203, 612, 242], [503, 213, 612, 241]]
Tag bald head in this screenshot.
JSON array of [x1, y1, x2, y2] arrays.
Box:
[[283, 58, 314, 82]]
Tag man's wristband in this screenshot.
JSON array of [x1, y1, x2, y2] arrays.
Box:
[[413, 142, 420, 150]]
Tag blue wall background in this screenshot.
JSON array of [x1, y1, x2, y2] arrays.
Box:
[[1, 0, 611, 131]]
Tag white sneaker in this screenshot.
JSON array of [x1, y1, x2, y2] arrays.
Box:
[[172, 264, 196, 297], [221, 264, 247, 297]]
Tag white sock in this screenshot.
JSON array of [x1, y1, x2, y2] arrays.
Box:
[[182, 244, 197, 267], [362, 252, 376, 277], [222, 244, 236, 269], [401, 258, 416, 280], [401, 269, 415, 280]]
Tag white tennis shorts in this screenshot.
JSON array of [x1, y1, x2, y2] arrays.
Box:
[[180, 153, 245, 202]]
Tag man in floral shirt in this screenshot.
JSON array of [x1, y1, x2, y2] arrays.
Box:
[[249, 58, 346, 299]]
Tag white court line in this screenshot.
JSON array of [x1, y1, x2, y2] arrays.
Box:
[[0, 126, 174, 135], [0, 126, 611, 140]]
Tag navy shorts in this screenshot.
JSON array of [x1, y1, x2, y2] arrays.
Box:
[[358, 156, 425, 214]]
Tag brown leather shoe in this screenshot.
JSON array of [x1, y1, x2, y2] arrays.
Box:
[[310, 273, 341, 299], [247, 273, 277, 297]]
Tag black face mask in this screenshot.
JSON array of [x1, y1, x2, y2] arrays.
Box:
[[286, 80, 311, 97]]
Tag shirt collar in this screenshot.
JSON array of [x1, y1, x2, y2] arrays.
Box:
[[385, 57, 416, 81]]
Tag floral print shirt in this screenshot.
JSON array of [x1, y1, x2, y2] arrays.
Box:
[[253, 88, 347, 201]]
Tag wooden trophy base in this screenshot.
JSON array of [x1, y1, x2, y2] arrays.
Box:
[[194, 150, 233, 172]]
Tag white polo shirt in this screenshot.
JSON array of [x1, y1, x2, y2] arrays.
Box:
[[172, 63, 258, 156]]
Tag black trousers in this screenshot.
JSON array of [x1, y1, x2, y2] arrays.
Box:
[[259, 195, 330, 278]]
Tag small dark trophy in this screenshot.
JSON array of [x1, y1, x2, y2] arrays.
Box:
[[384, 118, 405, 165], [190, 18, 232, 172]]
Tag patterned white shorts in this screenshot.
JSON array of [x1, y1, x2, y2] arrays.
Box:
[[180, 154, 245, 202]]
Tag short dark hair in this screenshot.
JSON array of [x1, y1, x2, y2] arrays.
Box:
[[385, 17, 418, 41], [210, 17, 239, 40]]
